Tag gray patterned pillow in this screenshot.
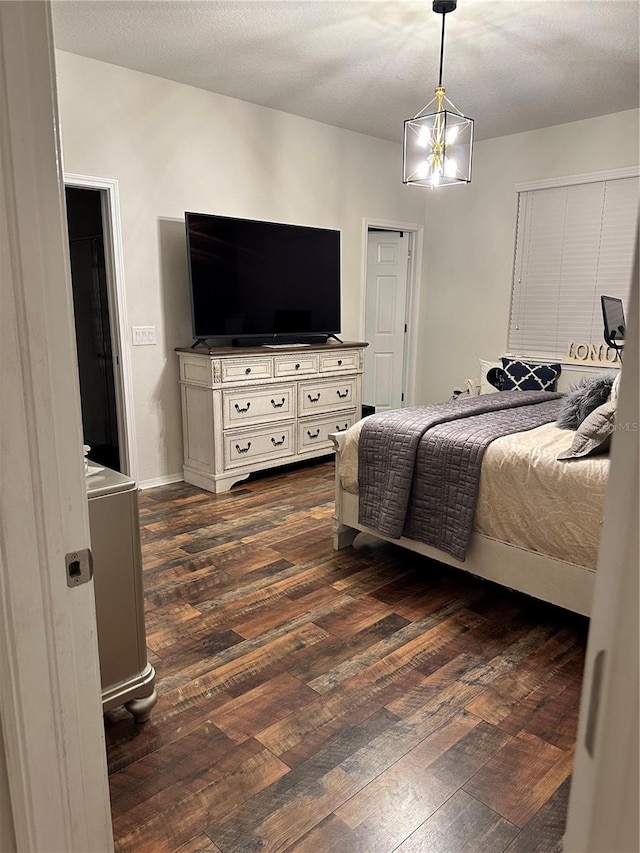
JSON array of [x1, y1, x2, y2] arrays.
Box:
[[557, 400, 616, 460], [556, 372, 617, 430]]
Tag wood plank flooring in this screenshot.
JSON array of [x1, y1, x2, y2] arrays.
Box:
[[105, 459, 587, 853]]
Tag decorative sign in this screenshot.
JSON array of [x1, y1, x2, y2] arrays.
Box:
[[565, 342, 621, 365]]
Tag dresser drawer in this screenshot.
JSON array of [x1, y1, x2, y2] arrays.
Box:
[[297, 412, 355, 454], [318, 350, 359, 373], [222, 384, 295, 428], [274, 353, 318, 378], [224, 424, 294, 469], [221, 357, 273, 383], [299, 377, 356, 415]]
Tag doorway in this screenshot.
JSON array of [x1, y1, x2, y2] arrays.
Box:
[[65, 175, 136, 480], [66, 186, 120, 471], [64, 175, 137, 480], [361, 219, 423, 413]]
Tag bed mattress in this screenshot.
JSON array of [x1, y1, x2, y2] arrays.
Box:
[[339, 418, 609, 569]]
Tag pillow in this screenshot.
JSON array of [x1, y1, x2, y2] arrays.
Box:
[[609, 370, 622, 402], [479, 359, 502, 395], [556, 371, 618, 430], [501, 358, 561, 392], [557, 399, 616, 460], [486, 367, 506, 391]]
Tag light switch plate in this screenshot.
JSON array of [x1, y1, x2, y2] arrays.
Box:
[[132, 326, 157, 346]]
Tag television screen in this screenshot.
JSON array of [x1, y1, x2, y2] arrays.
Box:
[[186, 212, 341, 343]]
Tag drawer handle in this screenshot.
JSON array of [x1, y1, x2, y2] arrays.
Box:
[[337, 359, 343, 366], [271, 397, 286, 409], [245, 367, 252, 375], [307, 428, 320, 439], [271, 435, 286, 447], [295, 363, 300, 370], [336, 389, 349, 399], [235, 441, 251, 454], [234, 402, 251, 413], [307, 393, 321, 403], [336, 423, 349, 432]]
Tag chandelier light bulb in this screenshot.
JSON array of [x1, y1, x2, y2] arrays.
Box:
[[418, 127, 431, 147], [446, 125, 459, 144]]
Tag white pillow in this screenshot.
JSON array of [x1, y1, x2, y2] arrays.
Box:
[[479, 359, 502, 395], [609, 370, 621, 402]]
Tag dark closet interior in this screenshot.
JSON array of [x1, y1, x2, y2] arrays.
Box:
[[66, 186, 120, 472]]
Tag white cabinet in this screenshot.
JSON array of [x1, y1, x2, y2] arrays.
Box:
[[177, 342, 367, 493], [86, 467, 157, 722]]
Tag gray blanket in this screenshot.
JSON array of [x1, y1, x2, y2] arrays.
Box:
[[358, 391, 562, 561]]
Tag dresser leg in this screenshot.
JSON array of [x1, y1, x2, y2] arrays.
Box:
[[213, 471, 251, 493], [124, 689, 158, 724], [183, 468, 251, 494]]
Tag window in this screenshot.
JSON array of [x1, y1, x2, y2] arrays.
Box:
[[508, 173, 638, 361]]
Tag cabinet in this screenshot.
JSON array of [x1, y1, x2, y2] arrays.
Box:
[[86, 467, 157, 722], [176, 342, 367, 493]]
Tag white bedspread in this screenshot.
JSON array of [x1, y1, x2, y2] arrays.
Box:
[[338, 419, 609, 569]]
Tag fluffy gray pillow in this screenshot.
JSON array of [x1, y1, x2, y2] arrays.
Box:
[[556, 372, 617, 429], [557, 400, 616, 460]]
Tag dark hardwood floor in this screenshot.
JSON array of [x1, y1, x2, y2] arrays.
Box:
[[105, 459, 587, 853]]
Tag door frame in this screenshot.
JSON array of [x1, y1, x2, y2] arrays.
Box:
[[360, 217, 424, 406], [64, 173, 138, 483], [0, 2, 113, 849]]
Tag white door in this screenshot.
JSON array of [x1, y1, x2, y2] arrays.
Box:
[[0, 2, 113, 850], [364, 231, 409, 411], [563, 244, 639, 853]]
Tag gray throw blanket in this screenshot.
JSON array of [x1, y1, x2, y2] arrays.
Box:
[[358, 391, 562, 561]]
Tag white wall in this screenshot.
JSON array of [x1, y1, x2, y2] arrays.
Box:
[[53, 51, 639, 476], [418, 109, 639, 403], [55, 51, 426, 484]]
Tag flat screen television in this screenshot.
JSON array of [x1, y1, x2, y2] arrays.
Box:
[[185, 212, 341, 346]]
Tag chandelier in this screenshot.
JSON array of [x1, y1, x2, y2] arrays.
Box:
[[403, 0, 474, 188]]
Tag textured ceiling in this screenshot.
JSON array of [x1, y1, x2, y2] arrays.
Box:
[[51, 0, 639, 143]]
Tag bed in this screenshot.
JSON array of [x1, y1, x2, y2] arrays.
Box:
[[330, 390, 611, 617]]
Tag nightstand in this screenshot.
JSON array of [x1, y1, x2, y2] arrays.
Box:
[[86, 466, 157, 722]]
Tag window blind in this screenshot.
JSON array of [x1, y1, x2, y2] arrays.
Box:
[[508, 176, 638, 361]]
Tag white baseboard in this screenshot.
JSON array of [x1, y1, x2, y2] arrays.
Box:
[[138, 473, 183, 490]]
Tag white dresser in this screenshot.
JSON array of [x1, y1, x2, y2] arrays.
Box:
[[177, 342, 367, 493]]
